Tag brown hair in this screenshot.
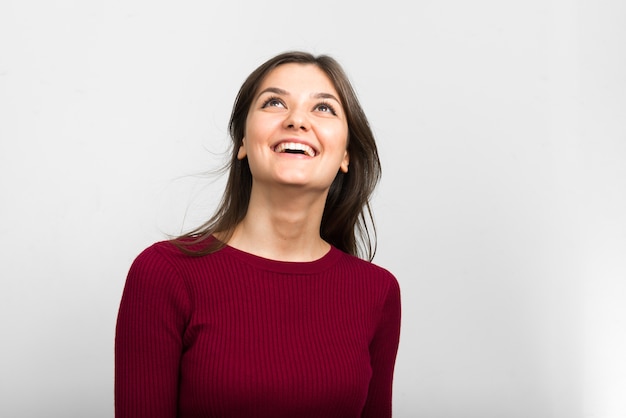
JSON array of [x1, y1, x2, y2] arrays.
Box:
[[173, 51, 381, 260]]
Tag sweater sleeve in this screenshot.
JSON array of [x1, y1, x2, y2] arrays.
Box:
[[115, 245, 191, 418], [361, 276, 402, 418]]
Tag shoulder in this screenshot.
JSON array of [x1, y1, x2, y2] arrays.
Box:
[[128, 239, 229, 285], [338, 250, 396, 278], [125, 241, 195, 290], [335, 249, 400, 294], [130, 240, 184, 270], [131, 239, 218, 267], [120, 241, 193, 320]]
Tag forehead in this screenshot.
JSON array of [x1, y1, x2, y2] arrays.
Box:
[[258, 63, 338, 95]]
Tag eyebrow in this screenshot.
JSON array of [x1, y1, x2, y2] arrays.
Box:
[[313, 92, 341, 103], [256, 87, 342, 104]]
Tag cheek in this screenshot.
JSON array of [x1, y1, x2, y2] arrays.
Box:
[[332, 133, 350, 158], [245, 114, 280, 144], [320, 122, 349, 147]]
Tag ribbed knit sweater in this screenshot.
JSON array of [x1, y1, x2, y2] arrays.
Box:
[[115, 240, 401, 417]]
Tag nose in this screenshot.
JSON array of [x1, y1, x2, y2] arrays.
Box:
[[284, 108, 310, 131]]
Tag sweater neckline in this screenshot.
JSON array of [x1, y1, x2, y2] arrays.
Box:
[[220, 243, 344, 274]]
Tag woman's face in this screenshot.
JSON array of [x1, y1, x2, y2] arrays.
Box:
[[238, 63, 349, 192]]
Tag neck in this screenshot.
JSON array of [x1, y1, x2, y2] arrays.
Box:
[[227, 184, 330, 262]]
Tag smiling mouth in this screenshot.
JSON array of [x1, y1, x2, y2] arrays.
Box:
[[273, 142, 317, 157]]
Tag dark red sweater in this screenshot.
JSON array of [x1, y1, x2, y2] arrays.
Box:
[[115, 241, 401, 417]]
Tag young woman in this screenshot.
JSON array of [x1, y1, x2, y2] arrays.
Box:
[[115, 51, 401, 418]]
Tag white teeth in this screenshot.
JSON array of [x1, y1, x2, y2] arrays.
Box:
[[274, 142, 316, 157]]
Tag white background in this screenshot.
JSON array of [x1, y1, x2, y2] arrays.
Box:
[[1, 1, 625, 417]]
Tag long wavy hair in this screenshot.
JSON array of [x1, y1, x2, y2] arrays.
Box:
[[173, 51, 381, 261]]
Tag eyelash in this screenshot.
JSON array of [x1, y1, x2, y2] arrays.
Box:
[[316, 101, 337, 115], [260, 96, 337, 116], [261, 96, 284, 108]]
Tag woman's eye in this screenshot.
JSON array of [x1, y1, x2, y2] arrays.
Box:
[[316, 103, 337, 115], [262, 97, 285, 108]]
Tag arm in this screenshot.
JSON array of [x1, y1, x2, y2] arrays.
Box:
[[362, 277, 402, 418], [115, 245, 191, 418]]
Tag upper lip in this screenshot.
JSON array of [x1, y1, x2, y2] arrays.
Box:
[[271, 139, 319, 156]]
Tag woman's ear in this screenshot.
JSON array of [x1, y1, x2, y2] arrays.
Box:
[[237, 138, 247, 160], [340, 150, 349, 173]]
